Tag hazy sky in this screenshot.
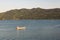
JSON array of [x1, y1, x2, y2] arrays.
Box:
[[0, 0, 60, 12]]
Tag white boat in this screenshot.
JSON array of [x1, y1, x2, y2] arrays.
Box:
[[16, 26, 26, 30]]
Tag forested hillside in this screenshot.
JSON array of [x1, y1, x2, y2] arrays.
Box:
[[0, 8, 60, 20]]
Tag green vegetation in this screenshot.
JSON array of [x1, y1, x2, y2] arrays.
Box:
[[0, 8, 60, 20]]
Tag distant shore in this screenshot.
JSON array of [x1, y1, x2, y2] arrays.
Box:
[[0, 8, 60, 20]]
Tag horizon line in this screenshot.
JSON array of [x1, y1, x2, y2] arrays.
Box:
[[0, 7, 60, 13]]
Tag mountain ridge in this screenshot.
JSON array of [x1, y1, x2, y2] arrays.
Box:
[[0, 8, 60, 20]]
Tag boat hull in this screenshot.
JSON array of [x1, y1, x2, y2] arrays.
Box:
[[16, 27, 26, 30]]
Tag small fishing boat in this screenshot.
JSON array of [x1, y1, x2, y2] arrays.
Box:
[[16, 26, 26, 30]]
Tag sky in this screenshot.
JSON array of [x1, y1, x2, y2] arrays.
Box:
[[0, 0, 60, 12]]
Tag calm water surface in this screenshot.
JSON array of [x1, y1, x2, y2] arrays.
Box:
[[0, 20, 60, 40]]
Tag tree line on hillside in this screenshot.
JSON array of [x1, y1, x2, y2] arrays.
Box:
[[0, 8, 60, 20]]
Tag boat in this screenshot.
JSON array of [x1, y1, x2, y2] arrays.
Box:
[[16, 26, 26, 30]]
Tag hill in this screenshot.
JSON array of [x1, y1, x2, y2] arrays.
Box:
[[0, 8, 60, 20]]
